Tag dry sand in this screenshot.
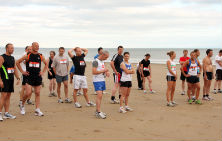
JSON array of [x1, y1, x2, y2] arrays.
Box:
[[0, 62, 221, 141]]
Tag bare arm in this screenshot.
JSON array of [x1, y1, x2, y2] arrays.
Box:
[[120, 62, 134, 74], [68, 48, 75, 58], [41, 55, 48, 75], [140, 64, 144, 76], [92, 61, 108, 75], [110, 61, 117, 74], [149, 65, 151, 76], [16, 55, 28, 75], [81, 48, 88, 56], [181, 60, 189, 77], [167, 60, 176, 77]]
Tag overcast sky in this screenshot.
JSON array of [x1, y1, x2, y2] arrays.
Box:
[[0, 0, 221, 48]]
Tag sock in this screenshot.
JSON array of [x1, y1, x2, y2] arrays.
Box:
[[119, 95, 121, 99], [111, 96, 115, 100], [206, 94, 209, 97], [203, 95, 206, 97], [150, 89, 152, 91]]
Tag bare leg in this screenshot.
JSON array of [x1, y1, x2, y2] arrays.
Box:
[[73, 89, 78, 103], [120, 87, 127, 107], [125, 88, 131, 106], [53, 79, 56, 92], [49, 79, 53, 93], [182, 80, 185, 92], [57, 83, 61, 99], [166, 82, 172, 102], [187, 83, 192, 99], [195, 83, 200, 100], [96, 91, 103, 112], [0, 93, 7, 113], [170, 82, 176, 101], [147, 76, 152, 91], [63, 80, 68, 99], [22, 84, 32, 106], [83, 88, 90, 103], [34, 86, 41, 109]]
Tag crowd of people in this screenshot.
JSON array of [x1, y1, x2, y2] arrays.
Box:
[[0, 42, 221, 121]]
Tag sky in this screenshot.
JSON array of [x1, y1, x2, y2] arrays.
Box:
[[0, 0, 221, 48]]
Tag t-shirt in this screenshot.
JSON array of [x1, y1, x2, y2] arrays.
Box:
[[215, 55, 222, 70], [52, 55, 69, 76], [69, 65, 75, 74], [94, 54, 99, 59], [111, 53, 123, 73], [92, 58, 105, 82], [141, 59, 150, 71], [71, 54, 86, 76], [179, 56, 190, 72]]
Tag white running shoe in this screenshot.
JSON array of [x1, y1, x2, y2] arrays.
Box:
[[150, 90, 156, 94], [58, 99, 63, 103], [202, 96, 209, 101], [77, 91, 83, 95], [167, 102, 174, 107], [125, 106, 133, 112], [20, 105, 26, 115], [213, 89, 217, 94], [171, 101, 177, 105], [95, 111, 106, 119], [35, 109, 44, 116], [181, 91, 185, 95], [65, 98, 72, 103], [144, 90, 147, 94], [3, 112, 16, 119], [74, 102, 82, 108], [110, 99, 120, 104], [0, 113, 3, 121], [119, 107, 127, 113], [86, 101, 96, 107], [207, 96, 214, 101]]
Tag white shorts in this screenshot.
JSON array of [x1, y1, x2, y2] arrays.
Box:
[[73, 75, 88, 89]]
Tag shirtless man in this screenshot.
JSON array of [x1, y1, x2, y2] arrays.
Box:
[[202, 49, 214, 100]]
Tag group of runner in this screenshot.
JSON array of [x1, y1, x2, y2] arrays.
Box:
[[0, 43, 221, 121], [166, 49, 222, 106]]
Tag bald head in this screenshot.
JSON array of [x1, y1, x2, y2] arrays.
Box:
[[99, 50, 109, 60], [32, 42, 39, 52]]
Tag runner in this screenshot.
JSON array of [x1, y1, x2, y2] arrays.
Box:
[[19, 46, 33, 106], [213, 50, 222, 94], [52, 47, 71, 103], [92, 50, 110, 119], [202, 49, 214, 100], [179, 50, 190, 95], [141, 53, 155, 94], [110, 46, 124, 104], [0, 43, 20, 121], [16, 42, 47, 116], [69, 65, 83, 96], [182, 51, 202, 104], [119, 52, 135, 113], [166, 51, 177, 107], [136, 61, 143, 90], [68, 47, 96, 108], [47, 51, 57, 97]]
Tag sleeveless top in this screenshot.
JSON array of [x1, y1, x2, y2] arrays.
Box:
[[0, 54, 15, 80], [187, 59, 199, 76], [121, 62, 132, 82], [93, 58, 105, 82], [48, 57, 53, 71], [167, 59, 176, 76], [26, 53, 42, 75]]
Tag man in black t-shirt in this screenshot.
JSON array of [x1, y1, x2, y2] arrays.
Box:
[[68, 47, 96, 108], [110, 46, 124, 104], [141, 53, 155, 94]]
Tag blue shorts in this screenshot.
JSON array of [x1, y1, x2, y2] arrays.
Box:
[[55, 75, 68, 83], [93, 81, 106, 92]]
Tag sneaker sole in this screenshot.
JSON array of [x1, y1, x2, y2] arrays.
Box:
[[3, 116, 16, 119], [35, 113, 44, 116]]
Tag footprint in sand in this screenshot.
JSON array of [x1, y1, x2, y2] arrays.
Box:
[[93, 129, 101, 133]]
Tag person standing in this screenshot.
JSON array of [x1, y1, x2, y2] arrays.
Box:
[[119, 52, 135, 113], [179, 50, 190, 95], [213, 50, 222, 94], [166, 51, 177, 107], [92, 50, 110, 119], [141, 53, 155, 94], [110, 46, 124, 104], [136, 61, 143, 90], [47, 51, 57, 97], [0, 43, 20, 121], [16, 42, 47, 116], [68, 47, 96, 108]]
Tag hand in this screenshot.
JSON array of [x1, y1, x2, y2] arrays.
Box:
[[114, 70, 118, 75], [103, 68, 109, 73], [204, 74, 207, 80], [186, 74, 191, 78], [106, 72, 110, 77], [16, 79, 20, 85], [22, 71, 29, 76], [0, 80, 4, 88], [39, 72, 43, 76]]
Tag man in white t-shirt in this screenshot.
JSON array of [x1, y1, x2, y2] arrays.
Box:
[[19, 46, 33, 106], [92, 50, 110, 119], [213, 50, 222, 94]]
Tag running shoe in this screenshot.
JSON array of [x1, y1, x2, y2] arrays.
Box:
[[144, 90, 147, 94], [74, 102, 82, 108], [0, 113, 3, 121], [125, 106, 133, 112], [119, 107, 127, 113], [27, 99, 33, 105], [171, 101, 177, 105], [207, 96, 214, 101], [86, 101, 96, 107], [181, 91, 185, 95], [58, 99, 64, 103], [188, 99, 193, 104], [77, 91, 83, 95], [20, 105, 25, 115], [35, 109, 44, 116], [195, 99, 202, 105], [65, 98, 72, 103], [3, 112, 16, 119], [167, 102, 174, 107], [110, 99, 120, 104], [213, 89, 217, 94], [52, 92, 57, 97], [192, 96, 196, 102], [150, 90, 156, 94], [202, 96, 209, 100], [95, 111, 106, 119], [48, 93, 53, 97]]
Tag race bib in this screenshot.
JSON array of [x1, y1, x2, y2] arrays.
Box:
[[7, 68, 14, 73], [171, 66, 176, 71], [102, 64, 105, 69], [29, 62, 40, 68], [80, 61, 85, 66], [190, 66, 197, 71], [143, 67, 149, 71], [60, 59, 67, 64]]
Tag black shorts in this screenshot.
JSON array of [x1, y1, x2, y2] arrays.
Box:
[[22, 75, 28, 85], [143, 71, 150, 77], [187, 76, 200, 84], [48, 70, 56, 80], [180, 71, 188, 81], [0, 79, 14, 93], [203, 72, 213, 80], [216, 69, 222, 80], [166, 75, 176, 82], [120, 81, 132, 88], [27, 75, 42, 86]]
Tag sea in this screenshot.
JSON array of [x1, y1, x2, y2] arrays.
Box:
[[0, 47, 221, 64]]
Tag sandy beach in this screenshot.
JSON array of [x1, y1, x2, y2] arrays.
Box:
[[0, 62, 221, 141]]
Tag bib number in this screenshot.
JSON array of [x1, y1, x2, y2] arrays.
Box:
[[7, 68, 14, 73], [80, 61, 85, 66], [60, 59, 67, 64], [29, 62, 40, 68]]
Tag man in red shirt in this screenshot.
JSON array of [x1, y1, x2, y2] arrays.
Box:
[[179, 50, 190, 95]]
